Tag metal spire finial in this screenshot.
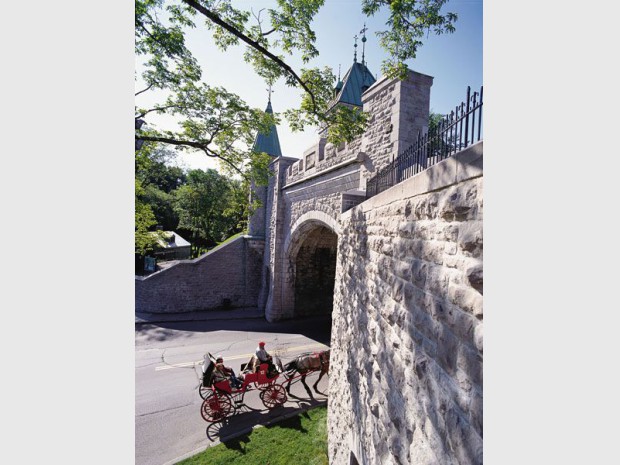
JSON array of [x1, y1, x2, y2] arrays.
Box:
[[353, 34, 358, 63], [360, 23, 368, 66], [338, 64, 341, 81], [267, 83, 274, 103]]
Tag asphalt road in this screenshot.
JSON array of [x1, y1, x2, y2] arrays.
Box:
[[135, 315, 332, 465]]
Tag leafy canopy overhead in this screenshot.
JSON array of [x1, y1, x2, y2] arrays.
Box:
[[135, 0, 457, 176]]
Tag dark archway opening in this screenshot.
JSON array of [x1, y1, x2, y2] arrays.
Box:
[[294, 225, 338, 316]]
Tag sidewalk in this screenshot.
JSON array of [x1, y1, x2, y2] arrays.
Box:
[[135, 307, 265, 325]]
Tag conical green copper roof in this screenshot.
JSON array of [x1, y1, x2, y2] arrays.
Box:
[[330, 61, 376, 108], [253, 100, 282, 158]]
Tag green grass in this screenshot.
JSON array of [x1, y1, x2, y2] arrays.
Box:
[[178, 406, 328, 465]]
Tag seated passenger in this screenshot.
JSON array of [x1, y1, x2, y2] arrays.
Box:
[[214, 356, 243, 389]]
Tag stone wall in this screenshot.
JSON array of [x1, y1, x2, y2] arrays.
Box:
[[328, 142, 483, 465], [135, 236, 264, 313], [248, 180, 268, 237], [262, 156, 297, 320], [359, 71, 433, 190], [282, 70, 432, 193], [262, 70, 433, 322]]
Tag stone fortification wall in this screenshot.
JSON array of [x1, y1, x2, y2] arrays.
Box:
[[262, 156, 297, 319], [329, 142, 483, 465], [359, 71, 433, 189], [135, 236, 264, 313], [248, 180, 268, 237], [262, 70, 433, 322], [263, 161, 359, 321], [283, 164, 360, 228], [282, 70, 432, 192]]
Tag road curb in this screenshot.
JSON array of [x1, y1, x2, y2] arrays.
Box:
[[135, 309, 266, 325]]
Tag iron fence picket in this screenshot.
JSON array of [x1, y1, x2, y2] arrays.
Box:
[[365, 86, 483, 199]]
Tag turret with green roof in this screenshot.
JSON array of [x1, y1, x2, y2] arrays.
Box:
[[328, 25, 376, 109], [248, 93, 282, 237], [253, 95, 282, 158]]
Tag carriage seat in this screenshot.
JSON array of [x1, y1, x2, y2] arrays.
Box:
[[241, 363, 276, 386]]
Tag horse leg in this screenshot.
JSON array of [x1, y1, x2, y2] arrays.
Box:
[[313, 369, 326, 394], [285, 372, 294, 394], [299, 372, 313, 397]]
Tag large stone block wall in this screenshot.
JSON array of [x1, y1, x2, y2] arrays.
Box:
[[329, 143, 483, 465], [248, 180, 268, 237], [262, 70, 432, 321], [359, 71, 433, 190], [282, 69, 432, 193], [284, 164, 360, 230], [262, 156, 297, 320], [135, 236, 264, 313]]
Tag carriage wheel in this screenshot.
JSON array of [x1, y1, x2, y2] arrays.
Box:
[[200, 391, 233, 422], [261, 384, 287, 409], [199, 384, 212, 400]]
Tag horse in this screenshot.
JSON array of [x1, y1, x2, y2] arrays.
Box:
[[283, 349, 330, 397]]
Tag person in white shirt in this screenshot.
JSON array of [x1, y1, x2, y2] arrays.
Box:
[[255, 341, 272, 363], [255, 341, 275, 374]]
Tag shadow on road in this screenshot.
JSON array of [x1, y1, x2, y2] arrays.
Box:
[[136, 314, 332, 346]]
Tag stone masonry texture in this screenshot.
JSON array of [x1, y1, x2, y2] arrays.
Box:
[[135, 236, 263, 313], [135, 66, 483, 465], [328, 152, 483, 465]]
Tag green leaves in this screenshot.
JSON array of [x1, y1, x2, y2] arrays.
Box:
[[136, 82, 277, 180], [362, 0, 457, 79], [284, 66, 370, 144], [173, 169, 245, 245], [136, 0, 459, 173], [268, 0, 324, 63], [135, 0, 201, 90], [135, 179, 160, 255]]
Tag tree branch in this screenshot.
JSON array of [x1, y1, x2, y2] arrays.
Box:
[[135, 84, 154, 96], [181, 0, 319, 114], [135, 105, 185, 119], [136, 135, 246, 178]]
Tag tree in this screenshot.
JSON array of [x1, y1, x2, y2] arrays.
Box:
[[137, 146, 187, 193], [135, 0, 457, 177], [135, 178, 160, 256], [142, 184, 179, 231], [173, 169, 244, 256]]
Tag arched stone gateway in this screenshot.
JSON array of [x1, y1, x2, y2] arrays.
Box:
[[261, 69, 434, 323], [263, 213, 341, 322], [287, 220, 339, 317]]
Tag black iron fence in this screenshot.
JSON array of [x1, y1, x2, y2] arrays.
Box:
[[366, 85, 483, 198]]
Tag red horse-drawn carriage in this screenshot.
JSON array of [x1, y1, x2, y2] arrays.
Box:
[[199, 352, 287, 422], [199, 349, 330, 423]]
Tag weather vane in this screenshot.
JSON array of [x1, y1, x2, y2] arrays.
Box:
[[360, 23, 368, 66], [266, 83, 274, 103], [353, 34, 358, 62]]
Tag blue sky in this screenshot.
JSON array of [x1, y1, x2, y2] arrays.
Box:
[[136, 0, 482, 170]]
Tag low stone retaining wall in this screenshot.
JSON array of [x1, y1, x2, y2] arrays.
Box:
[[135, 236, 264, 313]]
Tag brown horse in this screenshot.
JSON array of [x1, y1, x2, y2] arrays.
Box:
[[283, 349, 330, 396]]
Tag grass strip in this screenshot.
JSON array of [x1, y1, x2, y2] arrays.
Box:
[[178, 405, 328, 465]]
